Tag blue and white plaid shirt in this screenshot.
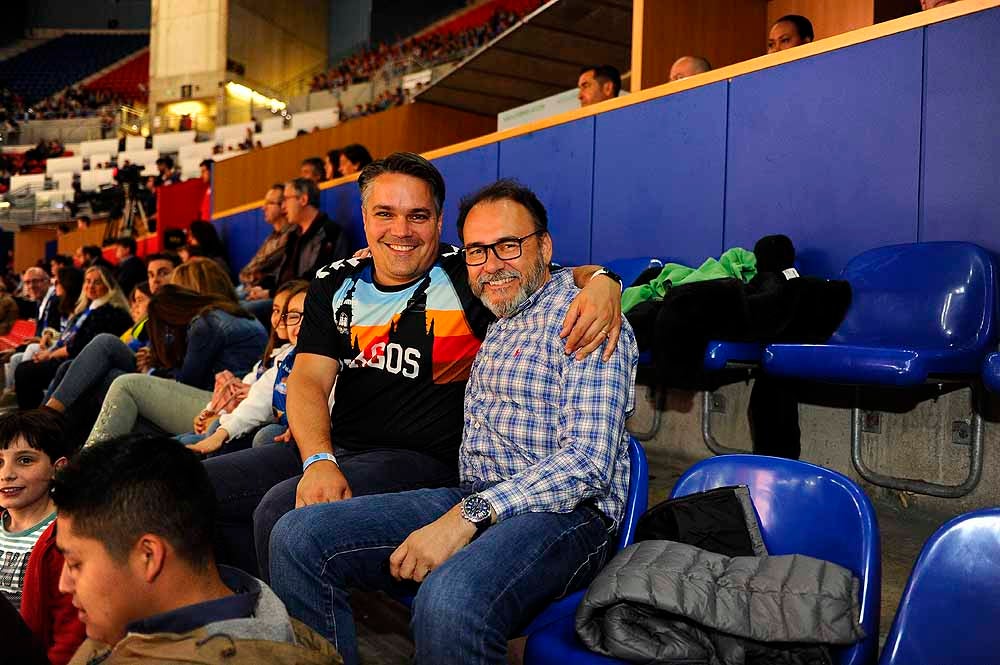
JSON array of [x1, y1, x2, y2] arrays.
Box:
[[460, 269, 638, 527]]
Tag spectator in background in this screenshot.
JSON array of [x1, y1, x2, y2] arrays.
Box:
[[0, 280, 17, 335], [241, 185, 292, 301], [14, 267, 53, 325], [199, 159, 214, 221], [155, 156, 180, 186], [578, 65, 621, 107], [81, 246, 113, 271], [112, 237, 145, 298], [146, 253, 180, 294], [14, 266, 132, 410], [187, 221, 230, 275], [768, 15, 814, 53], [324, 149, 342, 180], [338, 144, 372, 176], [75, 215, 91, 232], [921, 0, 959, 7], [669, 56, 713, 81], [300, 157, 326, 184]]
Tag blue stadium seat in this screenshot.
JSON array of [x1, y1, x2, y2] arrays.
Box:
[[879, 507, 1000, 665], [525, 454, 880, 665], [0, 33, 148, 103], [398, 438, 648, 640], [762, 242, 998, 386], [983, 352, 1000, 393]]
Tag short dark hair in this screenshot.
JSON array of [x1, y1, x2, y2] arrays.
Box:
[[582, 65, 622, 96], [82, 245, 102, 260], [286, 177, 320, 208], [115, 236, 137, 255], [51, 254, 73, 268], [199, 159, 214, 171], [341, 143, 373, 170], [0, 409, 72, 463], [456, 179, 548, 243], [76, 215, 91, 226], [145, 252, 181, 267], [155, 155, 174, 169], [775, 14, 814, 41], [358, 152, 445, 215], [301, 157, 325, 180], [52, 434, 216, 567]]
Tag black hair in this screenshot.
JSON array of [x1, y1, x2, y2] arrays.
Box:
[[326, 149, 342, 178], [270, 182, 285, 193], [0, 409, 72, 463], [581, 65, 622, 96], [51, 434, 216, 567], [115, 236, 137, 255], [81, 245, 102, 260], [155, 155, 174, 169], [456, 178, 548, 242], [50, 254, 73, 268], [287, 177, 320, 208], [76, 215, 91, 226], [774, 14, 814, 41], [187, 221, 227, 260], [199, 159, 214, 171], [145, 252, 181, 267], [358, 151, 445, 215], [301, 157, 325, 181], [341, 143, 373, 170], [57, 266, 84, 319]]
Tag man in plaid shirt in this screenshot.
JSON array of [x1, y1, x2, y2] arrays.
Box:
[[270, 179, 638, 665]]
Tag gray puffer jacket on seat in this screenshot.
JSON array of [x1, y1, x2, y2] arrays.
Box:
[[576, 540, 864, 665]]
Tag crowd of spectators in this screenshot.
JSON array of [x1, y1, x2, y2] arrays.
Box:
[[309, 5, 531, 94]]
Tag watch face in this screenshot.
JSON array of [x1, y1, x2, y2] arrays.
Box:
[[463, 495, 491, 523]]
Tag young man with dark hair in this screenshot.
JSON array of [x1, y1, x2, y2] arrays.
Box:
[[53, 434, 341, 664], [80, 246, 112, 271], [578, 64, 621, 107], [270, 178, 637, 664], [145, 252, 180, 294], [768, 14, 814, 53], [155, 156, 180, 185]]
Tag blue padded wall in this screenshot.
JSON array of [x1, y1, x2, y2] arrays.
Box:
[[592, 83, 728, 266], [321, 182, 365, 252], [433, 143, 500, 247], [725, 29, 924, 277], [498, 118, 595, 266], [921, 9, 1000, 257], [213, 209, 264, 279]]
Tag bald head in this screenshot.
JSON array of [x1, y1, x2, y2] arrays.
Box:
[[22, 267, 49, 301], [669, 56, 713, 82]]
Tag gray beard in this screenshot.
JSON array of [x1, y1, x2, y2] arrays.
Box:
[[472, 256, 547, 318]]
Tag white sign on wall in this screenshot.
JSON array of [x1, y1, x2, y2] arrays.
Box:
[[497, 88, 628, 132]]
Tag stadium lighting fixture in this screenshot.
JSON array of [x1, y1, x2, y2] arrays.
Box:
[[225, 82, 286, 112]]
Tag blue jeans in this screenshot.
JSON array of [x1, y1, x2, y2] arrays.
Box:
[[270, 489, 613, 665], [204, 444, 458, 579], [48, 333, 135, 407]]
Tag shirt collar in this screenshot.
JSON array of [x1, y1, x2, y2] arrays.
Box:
[[125, 567, 260, 636]]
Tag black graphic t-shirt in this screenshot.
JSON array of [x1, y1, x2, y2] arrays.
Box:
[[297, 244, 493, 463]]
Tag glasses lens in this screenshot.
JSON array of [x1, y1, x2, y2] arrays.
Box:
[[495, 241, 522, 260], [465, 248, 486, 266], [283, 313, 302, 325]]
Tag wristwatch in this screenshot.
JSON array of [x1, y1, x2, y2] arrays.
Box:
[[460, 494, 493, 534], [590, 267, 623, 290]]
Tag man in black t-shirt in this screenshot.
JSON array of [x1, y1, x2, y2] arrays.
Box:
[[204, 153, 624, 579]]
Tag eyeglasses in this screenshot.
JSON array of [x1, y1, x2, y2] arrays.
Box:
[[463, 231, 543, 266], [279, 312, 303, 325]]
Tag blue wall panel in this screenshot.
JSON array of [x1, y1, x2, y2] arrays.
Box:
[[433, 143, 500, 247], [921, 9, 1000, 257], [725, 29, 923, 277], [592, 83, 728, 266], [498, 118, 595, 266], [321, 182, 365, 252], [214, 209, 264, 279]]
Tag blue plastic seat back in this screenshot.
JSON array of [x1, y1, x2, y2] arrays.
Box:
[[670, 455, 881, 665], [830, 242, 997, 351], [984, 352, 1000, 393], [880, 507, 1000, 665], [616, 436, 648, 550]]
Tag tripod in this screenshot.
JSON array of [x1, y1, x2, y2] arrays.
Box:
[[119, 182, 149, 237]]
